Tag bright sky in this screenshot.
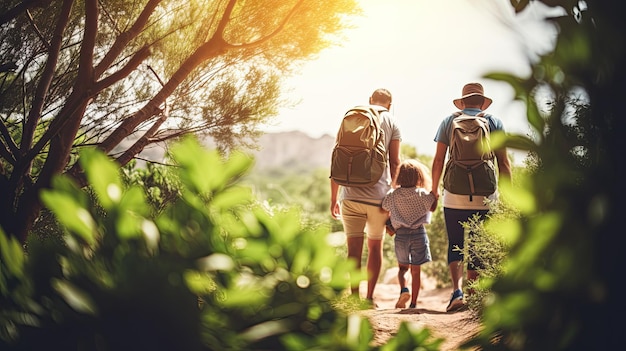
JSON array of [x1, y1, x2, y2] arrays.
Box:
[[262, 0, 559, 162]]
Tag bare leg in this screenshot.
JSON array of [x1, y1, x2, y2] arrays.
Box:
[[397, 264, 409, 290], [467, 269, 478, 282], [346, 236, 364, 296], [449, 260, 464, 291], [365, 238, 383, 300], [395, 263, 411, 308], [446, 260, 466, 312], [410, 264, 422, 306]]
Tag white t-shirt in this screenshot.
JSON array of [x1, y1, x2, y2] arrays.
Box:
[[442, 190, 497, 210]]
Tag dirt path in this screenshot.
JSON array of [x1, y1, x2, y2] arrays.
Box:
[[357, 276, 482, 350]]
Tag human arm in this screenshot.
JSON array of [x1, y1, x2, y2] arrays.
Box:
[[427, 191, 437, 214], [381, 193, 391, 212], [330, 179, 341, 219], [494, 148, 512, 184], [388, 139, 401, 187], [430, 141, 447, 211]]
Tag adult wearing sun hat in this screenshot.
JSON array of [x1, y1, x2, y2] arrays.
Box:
[[452, 82, 493, 110], [430, 82, 512, 313]]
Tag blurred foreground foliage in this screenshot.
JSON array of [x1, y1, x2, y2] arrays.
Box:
[[463, 0, 624, 350], [0, 137, 444, 350]]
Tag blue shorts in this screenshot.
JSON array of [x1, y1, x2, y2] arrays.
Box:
[[394, 227, 431, 266]]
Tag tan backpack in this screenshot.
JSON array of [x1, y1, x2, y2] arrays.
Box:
[[443, 112, 497, 200], [330, 106, 387, 187]]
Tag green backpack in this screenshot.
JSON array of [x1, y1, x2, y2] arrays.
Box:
[[443, 112, 497, 200], [330, 106, 387, 187]]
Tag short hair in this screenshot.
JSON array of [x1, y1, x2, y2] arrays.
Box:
[[395, 159, 432, 190], [370, 88, 392, 105]]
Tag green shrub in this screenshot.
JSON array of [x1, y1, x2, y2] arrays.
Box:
[[461, 197, 520, 313], [0, 136, 444, 350], [422, 207, 451, 288]]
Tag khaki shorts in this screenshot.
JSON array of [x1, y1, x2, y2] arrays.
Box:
[[341, 200, 388, 240]]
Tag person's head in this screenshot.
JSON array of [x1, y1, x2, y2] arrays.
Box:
[[453, 82, 492, 110], [395, 159, 432, 190], [369, 88, 392, 110]]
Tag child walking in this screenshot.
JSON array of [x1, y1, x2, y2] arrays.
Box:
[[382, 159, 436, 309]]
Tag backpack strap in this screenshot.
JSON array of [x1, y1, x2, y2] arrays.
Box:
[[453, 111, 486, 117]]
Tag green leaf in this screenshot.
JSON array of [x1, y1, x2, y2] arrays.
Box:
[[503, 134, 538, 152], [115, 186, 150, 240], [220, 285, 267, 307], [290, 248, 311, 275], [52, 279, 98, 315], [0, 228, 25, 278], [500, 180, 536, 215], [221, 150, 254, 181], [49, 175, 88, 205], [240, 239, 276, 262], [211, 185, 253, 210], [526, 95, 545, 134], [40, 190, 96, 246], [345, 314, 373, 350], [115, 210, 143, 240], [485, 218, 522, 245], [484, 72, 528, 101], [79, 148, 123, 210], [171, 137, 224, 194], [118, 186, 149, 214], [508, 212, 562, 269], [184, 270, 218, 295]]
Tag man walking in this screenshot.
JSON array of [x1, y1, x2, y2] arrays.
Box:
[[330, 88, 402, 308]]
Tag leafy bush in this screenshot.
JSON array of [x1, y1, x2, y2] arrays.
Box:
[[463, 1, 623, 349], [460, 198, 520, 313], [421, 207, 451, 288], [0, 137, 445, 350]]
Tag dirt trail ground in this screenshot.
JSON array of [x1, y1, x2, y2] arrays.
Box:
[[357, 273, 482, 350]]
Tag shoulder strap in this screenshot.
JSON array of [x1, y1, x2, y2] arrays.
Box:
[[453, 111, 485, 118]]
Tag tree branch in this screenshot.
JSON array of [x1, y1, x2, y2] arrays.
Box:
[[0, 118, 19, 157], [116, 109, 168, 166], [25, 8, 50, 49], [77, 0, 97, 83], [0, 0, 53, 26], [21, 0, 74, 152], [97, 0, 303, 155], [28, 0, 98, 190], [94, 0, 162, 78], [93, 46, 151, 93], [222, 0, 305, 50], [0, 140, 16, 165]]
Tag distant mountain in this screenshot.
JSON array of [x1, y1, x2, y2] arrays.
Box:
[[251, 131, 335, 171], [119, 131, 336, 171]]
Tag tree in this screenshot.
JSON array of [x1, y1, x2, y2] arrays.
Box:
[[0, 0, 360, 243]]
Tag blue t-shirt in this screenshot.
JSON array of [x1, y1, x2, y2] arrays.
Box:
[[433, 108, 504, 146], [433, 108, 505, 209]]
